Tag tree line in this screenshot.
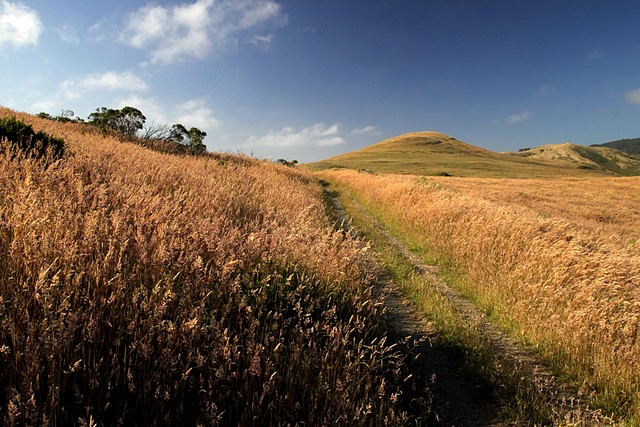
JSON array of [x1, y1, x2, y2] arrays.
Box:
[[37, 106, 207, 155]]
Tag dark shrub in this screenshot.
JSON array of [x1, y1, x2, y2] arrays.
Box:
[[0, 116, 65, 161]]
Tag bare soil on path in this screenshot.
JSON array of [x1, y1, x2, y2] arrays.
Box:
[[322, 183, 612, 426]]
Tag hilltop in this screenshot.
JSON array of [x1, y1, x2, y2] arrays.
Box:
[[308, 131, 637, 178]]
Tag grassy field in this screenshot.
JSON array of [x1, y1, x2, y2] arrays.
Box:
[[0, 108, 421, 425], [308, 131, 640, 178], [4, 107, 638, 424], [320, 169, 640, 423]]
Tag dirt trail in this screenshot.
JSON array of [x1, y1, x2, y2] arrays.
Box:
[[323, 184, 612, 426]]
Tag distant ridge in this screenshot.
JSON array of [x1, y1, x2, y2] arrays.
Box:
[[510, 143, 640, 176], [308, 131, 638, 178], [592, 138, 640, 155]]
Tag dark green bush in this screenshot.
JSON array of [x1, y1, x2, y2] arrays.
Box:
[[0, 116, 65, 161]]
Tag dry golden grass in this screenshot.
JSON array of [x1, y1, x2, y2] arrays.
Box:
[[321, 169, 640, 421], [0, 108, 417, 425], [430, 176, 640, 242]]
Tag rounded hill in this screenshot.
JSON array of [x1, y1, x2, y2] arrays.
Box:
[[308, 132, 618, 178], [366, 131, 494, 156]]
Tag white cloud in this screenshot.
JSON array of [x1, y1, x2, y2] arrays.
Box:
[[116, 96, 221, 132], [59, 71, 148, 100], [247, 123, 345, 148], [117, 95, 167, 124], [175, 99, 222, 129], [58, 80, 83, 101], [83, 71, 149, 91], [31, 98, 57, 112], [507, 111, 533, 123], [351, 125, 378, 136], [625, 88, 640, 105], [120, 0, 284, 64], [122, 0, 213, 64], [127, 5, 168, 49], [0, 1, 43, 48]]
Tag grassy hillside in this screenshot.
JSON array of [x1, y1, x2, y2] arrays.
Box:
[[308, 132, 619, 178], [511, 142, 640, 176], [0, 108, 415, 425], [592, 137, 640, 155]]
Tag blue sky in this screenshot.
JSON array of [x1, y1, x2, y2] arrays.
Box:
[[1, 0, 640, 162]]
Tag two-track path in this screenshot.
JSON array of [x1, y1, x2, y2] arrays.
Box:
[[323, 183, 611, 426]]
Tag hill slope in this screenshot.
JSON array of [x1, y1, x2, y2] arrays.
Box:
[[0, 107, 410, 424], [309, 132, 623, 178], [592, 137, 640, 155], [510, 143, 640, 176]]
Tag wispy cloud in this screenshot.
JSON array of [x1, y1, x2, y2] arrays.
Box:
[[0, 1, 43, 48], [494, 111, 533, 124], [351, 125, 379, 136], [625, 88, 640, 105], [247, 123, 345, 148], [56, 24, 80, 45], [238, 2, 283, 28], [88, 20, 110, 43], [59, 71, 149, 100], [248, 34, 274, 51], [508, 111, 532, 123], [506, 111, 533, 123], [536, 84, 554, 97], [120, 0, 284, 64]]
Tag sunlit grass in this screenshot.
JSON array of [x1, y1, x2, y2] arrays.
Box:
[[327, 181, 576, 424], [321, 169, 640, 424]]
